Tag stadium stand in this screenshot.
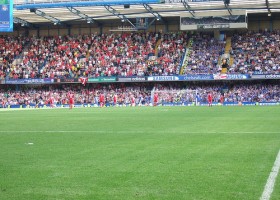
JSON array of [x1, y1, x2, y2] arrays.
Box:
[[230, 30, 280, 74], [182, 32, 225, 74], [1, 31, 280, 79], [0, 35, 27, 78], [1, 32, 189, 78]]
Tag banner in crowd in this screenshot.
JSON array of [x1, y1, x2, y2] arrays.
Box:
[[147, 75, 213, 81], [147, 74, 248, 82], [88, 77, 117, 83], [118, 77, 146, 82], [182, 74, 213, 81], [6, 78, 54, 84], [147, 76, 180, 81], [251, 74, 280, 79], [55, 78, 78, 83], [213, 74, 250, 80], [3, 73, 279, 85]]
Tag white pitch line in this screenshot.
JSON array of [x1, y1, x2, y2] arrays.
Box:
[[260, 150, 280, 200], [0, 131, 279, 134]]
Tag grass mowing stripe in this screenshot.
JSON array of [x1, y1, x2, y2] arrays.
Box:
[[260, 150, 280, 200]]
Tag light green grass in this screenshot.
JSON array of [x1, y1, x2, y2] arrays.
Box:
[[0, 106, 280, 200]]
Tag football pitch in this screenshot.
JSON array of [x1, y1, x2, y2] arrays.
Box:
[[0, 106, 280, 200]]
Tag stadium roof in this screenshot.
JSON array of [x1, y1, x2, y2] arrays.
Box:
[[13, 0, 280, 24]]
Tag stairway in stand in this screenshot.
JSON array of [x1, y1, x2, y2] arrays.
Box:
[[218, 36, 233, 66], [226, 37, 234, 66], [179, 37, 193, 75], [154, 38, 162, 57]]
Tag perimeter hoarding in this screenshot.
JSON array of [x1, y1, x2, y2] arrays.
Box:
[[118, 77, 146, 82], [5, 78, 54, 84], [88, 77, 116, 83], [251, 74, 280, 79]]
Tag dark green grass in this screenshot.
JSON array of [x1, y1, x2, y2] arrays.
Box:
[[0, 106, 279, 200]]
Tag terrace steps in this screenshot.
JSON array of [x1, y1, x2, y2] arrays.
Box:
[[154, 39, 162, 57], [218, 36, 232, 66], [225, 37, 232, 54], [179, 37, 193, 75], [226, 37, 233, 66]]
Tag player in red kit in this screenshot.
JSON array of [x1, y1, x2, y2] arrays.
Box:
[[2, 100, 5, 108], [49, 96, 54, 108], [208, 92, 213, 107], [131, 95, 135, 107], [99, 93, 105, 107], [153, 93, 158, 106], [220, 94, 224, 105], [113, 94, 117, 106], [69, 93, 74, 109]]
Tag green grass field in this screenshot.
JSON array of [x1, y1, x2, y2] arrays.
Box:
[[0, 106, 280, 200]]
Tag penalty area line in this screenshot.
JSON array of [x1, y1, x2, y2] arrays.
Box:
[[260, 150, 280, 200]]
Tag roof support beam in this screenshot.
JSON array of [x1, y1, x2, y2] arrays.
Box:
[[182, 0, 195, 17], [224, 2, 232, 15], [14, 17, 31, 27], [64, 6, 280, 21], [143, 3, 162, 21], [148, 18, 157, 27], [33, 9, 62, 25], [266, 0, 271, 14], [104, 5, 136, 28], [15, 5, 280, 24], [66, 6, 280, 20], [15, 0, 160, 10], [67, 7, 101, 25]]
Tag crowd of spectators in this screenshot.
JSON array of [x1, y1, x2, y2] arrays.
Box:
[[153, 82, 279, 103], [83, 32, 157, 77], [0, 83, 152, 106], [0, 82, 279, 107], [182, 33, 225, 74], [151, 32, 187, 75], [1, 32, 187, 79], [230, 30, 280, 74], [1, 30, 280, 79], [0, 35, 27, 79]]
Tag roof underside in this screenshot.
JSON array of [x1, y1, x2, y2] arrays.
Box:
[[13, 0, 280, 24]]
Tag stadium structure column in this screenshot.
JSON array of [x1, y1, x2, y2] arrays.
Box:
[[270, 16, 273, 31], [99, 24, 103, 35], [214, 30, 220, 40], [67, 25, 71, 36], [164, 22, 168, 32]]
